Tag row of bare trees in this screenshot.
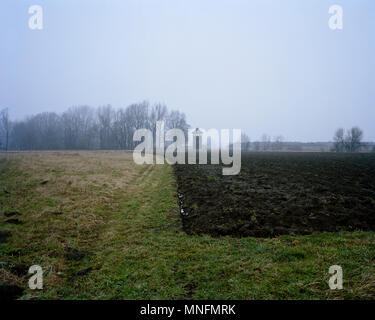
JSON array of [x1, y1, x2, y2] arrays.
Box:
[[241, 133, 285, 151], [241, 128, 369, 153], [333, 127, 364, 153], [0, 102, 189, 151]]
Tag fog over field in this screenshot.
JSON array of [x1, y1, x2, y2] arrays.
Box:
[[1, 0, 374, 142]]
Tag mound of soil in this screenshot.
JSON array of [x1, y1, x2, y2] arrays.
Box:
[[174, 152, 375, 237]]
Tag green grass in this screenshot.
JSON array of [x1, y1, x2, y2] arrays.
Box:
[[1, 152, 375, 299]]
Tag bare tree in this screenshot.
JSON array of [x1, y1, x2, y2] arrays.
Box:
[[345, 127, 363, 152], [98, 105, 115, 149], [113, 108, 128, 149], [333, 128, 345, 152], [150, 103, 167, 131], [125, 102, 150, 149], [62, 106, 97, 149], [150, 104, 168, 125], [0, 108, 10, 151], [31, 112, 63, 150], [166, 110, 189, 133]]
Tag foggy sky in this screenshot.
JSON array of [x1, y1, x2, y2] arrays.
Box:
[[1, 0, 374, 141]]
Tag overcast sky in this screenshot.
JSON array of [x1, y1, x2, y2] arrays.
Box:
[[1, 0, 374, 141]]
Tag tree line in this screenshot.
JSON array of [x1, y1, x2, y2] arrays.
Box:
[[1, 106, 372, 153], [332, 127, 366, 153], [241, 128, 372, 152], [0, 102, 189, 151], [240, 133, 286, 151]]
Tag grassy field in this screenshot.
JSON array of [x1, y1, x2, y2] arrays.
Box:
[[1, 151, 375, 299]]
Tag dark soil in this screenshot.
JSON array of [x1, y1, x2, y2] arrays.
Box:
[[0, 285, 24, 300], [68, 267, 93, 282], [52, 211, 64, 216], [6, 249, 22, 257], [5, 219, 22, 225], [64, 247, 93, 261], [174, 152, 375, 237], [3, 211, 21, 217], [0, 230, 11, 243], [9, 264, 29, 277], [0, 263, 29, 277]]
